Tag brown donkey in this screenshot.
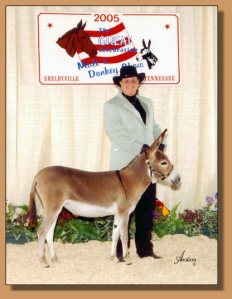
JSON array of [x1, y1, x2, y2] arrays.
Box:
[[28, 129, 181, 267]]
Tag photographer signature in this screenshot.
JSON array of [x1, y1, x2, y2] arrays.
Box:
[[174, 250, 197, 266]]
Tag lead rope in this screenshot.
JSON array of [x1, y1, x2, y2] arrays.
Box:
[[116, 171, 128, 200], [144, 151, 157, 182]]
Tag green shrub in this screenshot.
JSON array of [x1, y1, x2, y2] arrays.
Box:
[[6, 192, 218, 244]]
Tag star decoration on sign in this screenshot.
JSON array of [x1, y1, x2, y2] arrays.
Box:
[[47, 23, 53, 29], [165, 24, 170, 29]]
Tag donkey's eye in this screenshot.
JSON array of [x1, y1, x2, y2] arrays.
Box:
[[161, 161, 167, 166]]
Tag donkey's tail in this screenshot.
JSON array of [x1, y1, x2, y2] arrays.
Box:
[[28, 177, 38, 228]]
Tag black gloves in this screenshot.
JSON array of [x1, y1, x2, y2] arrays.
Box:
[[140, 144, 150, 153], [140, 143, 165, 153], [158, 143, 165, 152]]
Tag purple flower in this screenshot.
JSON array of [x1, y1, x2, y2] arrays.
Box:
[[206, 196, 214, 205], [215, 192, 218, 200], [153, 210, 159, 220]]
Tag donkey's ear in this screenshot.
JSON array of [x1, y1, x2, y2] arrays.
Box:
[[148, 129, 167, 153], [148, 39, 151, 49], [142, 39, 146, 48], [81, 21, 87, 30]]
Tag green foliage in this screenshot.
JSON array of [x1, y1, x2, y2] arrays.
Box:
[[153, 194, 218, 239], [179, 207, 217, 239], [153, 202, 185, 237], [6, 193, 218, 244], [6, 203, 37, 242], [94, 216, 114, 241], [54, 218, 101, 243]]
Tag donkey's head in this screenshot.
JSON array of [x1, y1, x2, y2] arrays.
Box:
[[136, 39, 151, 61], [136, 39, 158, 69], [145, 129, 181, 189]]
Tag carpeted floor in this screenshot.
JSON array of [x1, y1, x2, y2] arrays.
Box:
[[6, 234, 217, 285]]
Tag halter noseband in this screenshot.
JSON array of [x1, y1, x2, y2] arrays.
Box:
[[144, 151, 173, 181]]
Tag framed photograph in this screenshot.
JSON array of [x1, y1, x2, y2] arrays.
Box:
[[5, 4, 218, 288]]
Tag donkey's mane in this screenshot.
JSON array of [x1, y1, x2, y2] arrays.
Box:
[[120, 152, 145, 172]]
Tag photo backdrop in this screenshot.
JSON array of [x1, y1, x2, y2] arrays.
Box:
[[6, 6, 217, 211]]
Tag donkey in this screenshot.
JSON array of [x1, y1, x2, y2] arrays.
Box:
[[136, 39, 158, 69], [28, 129, 181, 267], [56, 19, 97, 58]]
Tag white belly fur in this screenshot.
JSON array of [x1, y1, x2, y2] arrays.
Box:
[[64, 199, 117, 218]]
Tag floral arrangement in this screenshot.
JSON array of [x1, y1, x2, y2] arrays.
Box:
[[153, 199, 170, 218], [6, 193, 218, 244], [6, 203, 36, 242], [152, 193, 218, 239]]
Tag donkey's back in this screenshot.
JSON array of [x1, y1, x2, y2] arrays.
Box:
[[34, 166, 124, 208]]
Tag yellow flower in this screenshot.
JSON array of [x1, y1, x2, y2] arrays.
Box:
[[162, 207, 170, 216]]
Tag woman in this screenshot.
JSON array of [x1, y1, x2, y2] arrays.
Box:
[[103, 65, 165, 259]]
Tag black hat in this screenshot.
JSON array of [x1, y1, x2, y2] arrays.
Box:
[[113, 65, 145, 86]]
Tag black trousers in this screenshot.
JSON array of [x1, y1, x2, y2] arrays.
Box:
[[117, 183, 156, 257]]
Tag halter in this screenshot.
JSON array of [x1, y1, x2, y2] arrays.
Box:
[[144, 151, 174, 181], [115, 150, 174, 200]]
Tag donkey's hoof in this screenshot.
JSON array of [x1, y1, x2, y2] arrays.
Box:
[[123, 254, 132, 265], [40, 257, 50, 268], [51, 256, 60, 264], [110, 255, 121, 263]]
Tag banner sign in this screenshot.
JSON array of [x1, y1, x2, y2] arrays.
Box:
[[38, 13, 180, 85]]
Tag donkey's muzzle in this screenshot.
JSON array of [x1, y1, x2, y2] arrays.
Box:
[[164, 168, 181, 189], [170, 172, 181, 190]]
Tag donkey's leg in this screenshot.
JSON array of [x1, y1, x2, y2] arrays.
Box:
[[37, 210, 60, 267], [110, 215, 120, 262], [46, 218, 60, 263], [118, 213, 132, 265], [37, 217, 53, 267]]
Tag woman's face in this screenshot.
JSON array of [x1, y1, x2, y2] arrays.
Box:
[[119, 76, 140, 96]]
